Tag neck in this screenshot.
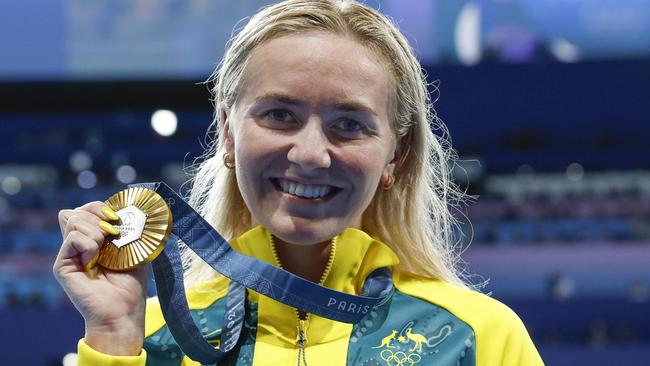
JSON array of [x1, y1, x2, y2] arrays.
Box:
[[272, 236, 332, 284]]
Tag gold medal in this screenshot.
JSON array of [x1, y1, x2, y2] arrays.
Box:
[[98, 187, 173, 271]]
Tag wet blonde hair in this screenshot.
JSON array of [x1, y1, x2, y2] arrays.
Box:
[[184, 0, 469, 288]]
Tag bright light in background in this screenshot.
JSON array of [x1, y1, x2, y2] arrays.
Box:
[[62, 353, 78, 366], [69, 150, 93, 172], [151, 109, 178, 137], [455, 2, 481, 66], [77, 170, 97, 189], [1, 176, 21, 195], [566, 163, 585, 182], [550, 38, 581, 63], [116, 165, 137, 184]]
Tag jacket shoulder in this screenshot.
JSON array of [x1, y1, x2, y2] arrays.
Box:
[[394, 270, 544, 366]]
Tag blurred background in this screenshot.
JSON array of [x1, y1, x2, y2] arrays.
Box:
[[1, 0, 649, 365]]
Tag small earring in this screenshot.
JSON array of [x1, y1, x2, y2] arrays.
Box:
[[382, 174, 395, 190], [223, 152, 235, 169]]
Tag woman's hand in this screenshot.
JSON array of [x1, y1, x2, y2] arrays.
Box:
[[53, 201, 147, 356]]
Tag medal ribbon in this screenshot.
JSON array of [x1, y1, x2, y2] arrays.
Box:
[[132, 182, 394, 364]]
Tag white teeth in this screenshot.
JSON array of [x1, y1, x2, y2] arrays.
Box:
[[295, 183, 304, 196], [276, 179, 333, 199]]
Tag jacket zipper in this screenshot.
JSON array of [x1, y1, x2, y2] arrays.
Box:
[[296, 319, 309, 366], [269, 232, 338, 366]]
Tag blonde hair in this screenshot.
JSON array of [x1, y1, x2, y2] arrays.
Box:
[[183, 0, 469, 289]]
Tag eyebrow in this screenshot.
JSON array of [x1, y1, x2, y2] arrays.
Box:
[[253, 92, 377, 116], [254, 93, 303, 106], [332, 101, 377, 116]]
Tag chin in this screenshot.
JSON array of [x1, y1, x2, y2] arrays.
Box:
[[269, 217, 344, 246]]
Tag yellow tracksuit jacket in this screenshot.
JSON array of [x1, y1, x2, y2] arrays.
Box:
[[77, 226, 544, 365]]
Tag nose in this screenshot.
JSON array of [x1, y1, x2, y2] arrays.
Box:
[[287, 118, 331, 171]]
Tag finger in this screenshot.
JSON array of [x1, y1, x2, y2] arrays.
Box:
[[58, 204, 105, 237], [85, 250, 100, 272], [62, 216, 120, 271], [76, 201, 119, 222], [56, 230, 101, 272], [61, 212, 103, 241], [63, 215, 106, 247], [58, 209, 75, 238], [101, 206, 120, 221]]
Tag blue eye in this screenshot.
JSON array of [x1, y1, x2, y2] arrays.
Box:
[[267, 110, 292, 123], [335, 119, 363, 133]]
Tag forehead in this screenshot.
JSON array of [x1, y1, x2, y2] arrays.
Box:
[[237, 32, 394, 113]]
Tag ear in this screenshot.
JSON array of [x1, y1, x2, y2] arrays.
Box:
[[381, 136, 403, 185], [222, 109, 235, 156]]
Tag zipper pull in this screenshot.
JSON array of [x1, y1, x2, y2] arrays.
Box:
[[297, 319, 308, 347], [296, 319, 309, 366]]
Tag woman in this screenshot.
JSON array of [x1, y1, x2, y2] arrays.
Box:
[[54, 1, 543, 365]]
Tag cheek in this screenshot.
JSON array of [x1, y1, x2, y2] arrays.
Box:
[[356, 142, 395, 192], [233, 125, 273, 167], [344, 153, 386, 192], [232, 126, 287, 196], [232, 133, 265, 194]]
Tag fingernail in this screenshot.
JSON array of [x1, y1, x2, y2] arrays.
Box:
[[99, 221, 119, 236], [84, 251, 100, 271], [102, 207, 120, 221]]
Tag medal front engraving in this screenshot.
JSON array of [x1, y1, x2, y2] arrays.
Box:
[[100, 187, 172, 271], [112, 205, 147, 248]]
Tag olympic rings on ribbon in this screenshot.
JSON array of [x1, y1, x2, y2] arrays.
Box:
[[380, 349, 422, 366]]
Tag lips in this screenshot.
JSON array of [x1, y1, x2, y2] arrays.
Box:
[[271, 178, 341, 199]]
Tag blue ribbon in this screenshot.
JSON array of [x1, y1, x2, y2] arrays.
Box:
[[133, 182, 393, 364]]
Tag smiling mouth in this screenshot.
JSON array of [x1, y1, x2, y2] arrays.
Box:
[[271, 178, 341, 200]]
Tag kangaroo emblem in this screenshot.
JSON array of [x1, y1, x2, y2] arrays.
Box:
[[406, 327, 427, 352], [372, 330, 398, 349]]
